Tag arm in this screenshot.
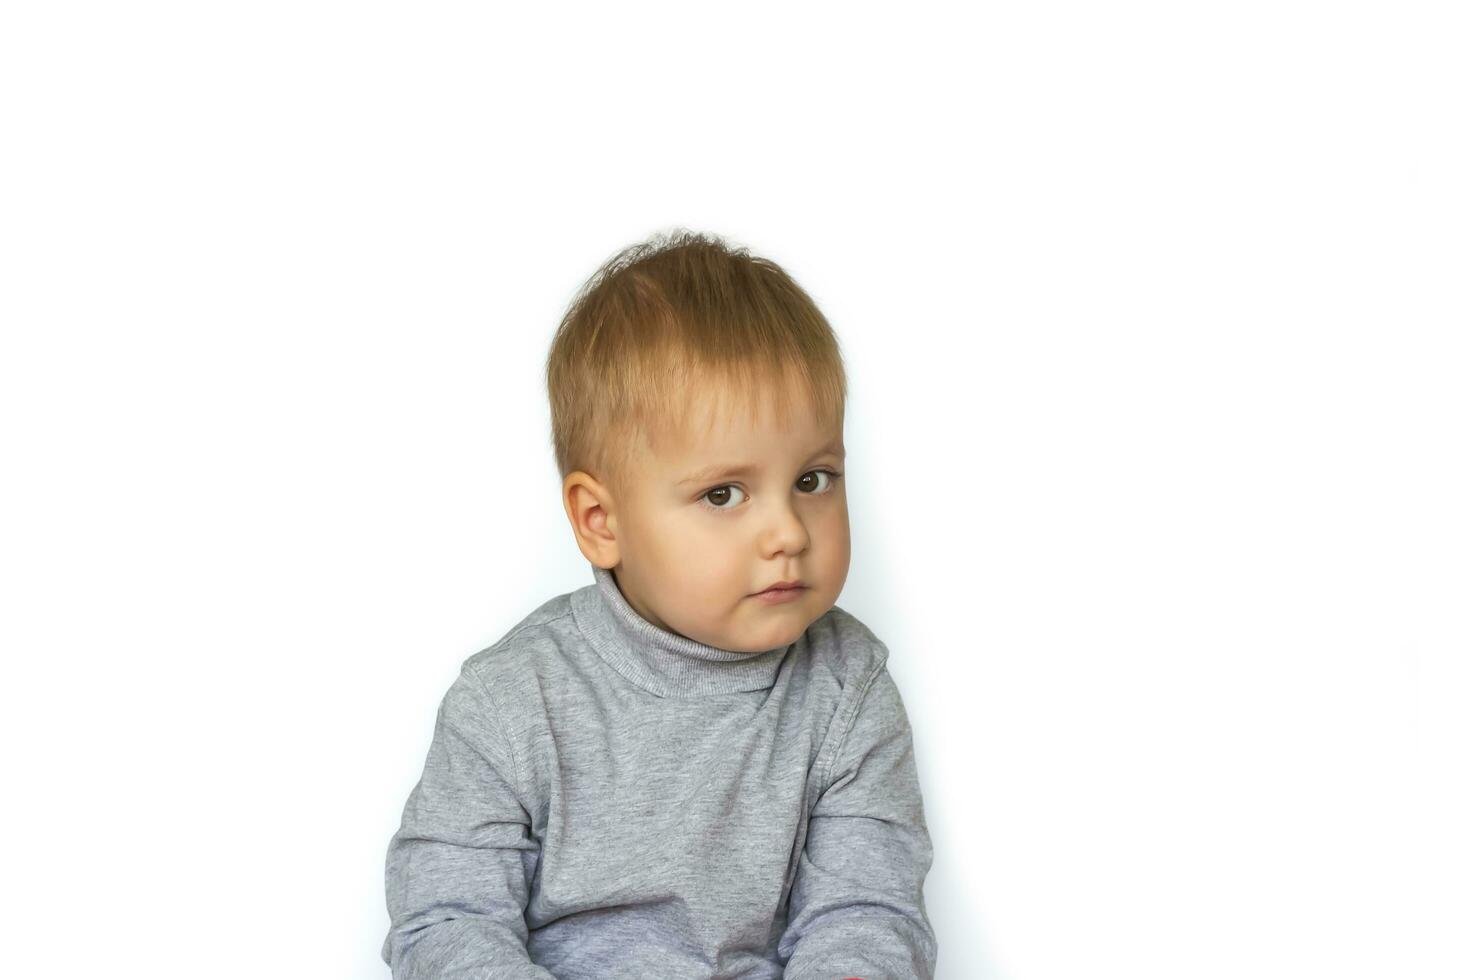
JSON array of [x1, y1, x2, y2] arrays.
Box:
[[779, 661, 938, 980], [381, 663, 555, 979]]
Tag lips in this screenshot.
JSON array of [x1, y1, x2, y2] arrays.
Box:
[[757, 581, 806, 595], [753, 586, 805, 606]]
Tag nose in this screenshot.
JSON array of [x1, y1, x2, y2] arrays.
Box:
[[758, 498, 811, 559]]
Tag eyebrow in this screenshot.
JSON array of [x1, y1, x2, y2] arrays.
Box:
[[676, 441, 846, 486]]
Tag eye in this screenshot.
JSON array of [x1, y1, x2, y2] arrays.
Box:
[[700, 484, 746, 511], [698, 468, 843, 513], [796, 468, 842, 495]]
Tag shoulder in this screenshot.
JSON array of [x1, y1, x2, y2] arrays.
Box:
[[452, 589, 580, 721], [462, 591, 574, 669], [799, 604, 915, 788], [801, 602, 891, 692]]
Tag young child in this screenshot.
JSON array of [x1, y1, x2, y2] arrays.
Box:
[[381, 231, 937, 979]]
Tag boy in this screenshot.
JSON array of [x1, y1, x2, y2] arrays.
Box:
[[381, 231, 937, 979]]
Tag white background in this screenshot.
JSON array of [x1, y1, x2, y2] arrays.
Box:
[[2, 2, 1458, 978]]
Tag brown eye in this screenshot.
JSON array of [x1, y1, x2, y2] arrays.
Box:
[[798, 469, 841, 494], [700, 485, 746, 510], [699, 471, 841, 514]]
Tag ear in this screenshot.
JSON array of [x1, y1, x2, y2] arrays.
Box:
[[561, 470, 621, 569]]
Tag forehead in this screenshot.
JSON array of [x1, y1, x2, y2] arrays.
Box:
[[653, 386, 843, 469]]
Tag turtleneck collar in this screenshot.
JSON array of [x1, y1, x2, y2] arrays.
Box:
[[569, 563, 795, 698]]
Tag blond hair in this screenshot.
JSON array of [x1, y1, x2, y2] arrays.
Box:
[[543, 229, 848, 494]]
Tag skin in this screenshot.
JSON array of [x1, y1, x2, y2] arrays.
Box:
[[562, 382, 851, 655]]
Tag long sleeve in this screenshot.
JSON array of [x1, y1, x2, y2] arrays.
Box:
[[779, 661, 938, 980], [381, 663, 554, 980]]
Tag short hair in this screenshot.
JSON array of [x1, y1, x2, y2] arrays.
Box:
[[543, 229, 848, 495]]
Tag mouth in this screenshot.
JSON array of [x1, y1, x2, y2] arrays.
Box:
[[754, 580, 807, 596]]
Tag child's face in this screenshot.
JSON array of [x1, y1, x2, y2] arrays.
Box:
[[594, 385, 850, 654]]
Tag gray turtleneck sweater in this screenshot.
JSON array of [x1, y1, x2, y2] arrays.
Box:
[[381, 565, 936, 979]]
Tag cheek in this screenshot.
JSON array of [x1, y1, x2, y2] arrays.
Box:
[[813, 500, 851, 537], [648, 514, 731, 579], [813, 506, 852, 566]]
